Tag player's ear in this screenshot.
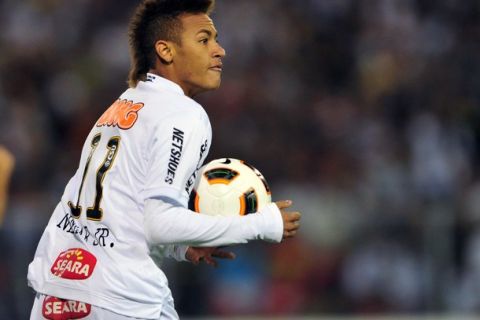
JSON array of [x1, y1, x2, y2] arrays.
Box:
[[154, 40, 174, 64]]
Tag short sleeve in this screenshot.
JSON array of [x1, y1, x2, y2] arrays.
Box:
[[142, 109, 211, 207]]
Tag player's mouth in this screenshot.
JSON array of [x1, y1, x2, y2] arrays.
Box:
[[209, 63, 223, 72]]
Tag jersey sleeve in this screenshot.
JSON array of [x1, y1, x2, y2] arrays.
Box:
[[149, 244, 189, 267], [144, 197, 284, 247], [142, 109, 210, 207]]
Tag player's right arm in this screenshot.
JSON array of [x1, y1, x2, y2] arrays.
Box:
[[142, 105, 300, 248], [144, 197, 300, 247], [144, 196, 287, 247], [275, 200, 301, 239], [178, 200, 301, 266]]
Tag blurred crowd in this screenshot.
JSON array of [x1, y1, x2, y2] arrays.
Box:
[[0, 0, 479, 318]]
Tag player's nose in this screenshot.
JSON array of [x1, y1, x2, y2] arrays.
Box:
[[213, 42, 226, 58]]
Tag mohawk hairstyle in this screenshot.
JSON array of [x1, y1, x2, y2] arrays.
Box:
[[128, 0, 215, 87]]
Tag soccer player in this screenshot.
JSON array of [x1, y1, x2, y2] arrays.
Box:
[[28, 0, 301, 319]]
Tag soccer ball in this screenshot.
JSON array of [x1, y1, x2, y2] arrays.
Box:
[[189, 158, 272, 216]]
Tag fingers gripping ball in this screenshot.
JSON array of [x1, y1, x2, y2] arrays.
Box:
[[188, 158, 272, 216]]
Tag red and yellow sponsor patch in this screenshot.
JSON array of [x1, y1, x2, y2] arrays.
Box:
[[50, 248, 97, 280], [42, 296, 91, 320]]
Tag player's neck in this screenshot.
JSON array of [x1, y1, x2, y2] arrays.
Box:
[[148, 69, 196, 98]]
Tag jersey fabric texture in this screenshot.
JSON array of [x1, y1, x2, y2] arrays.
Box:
[[27, 74, 283, 319]]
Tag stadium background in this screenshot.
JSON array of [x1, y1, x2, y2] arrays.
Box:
[[1, 0, 480, 318]]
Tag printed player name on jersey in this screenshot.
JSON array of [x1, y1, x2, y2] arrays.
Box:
[[42, 296, 91, 319], [96, 99, 144, 130], [50, 248, 97, 280], [56, 213, 115, 248]]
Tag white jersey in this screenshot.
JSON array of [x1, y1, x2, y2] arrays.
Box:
[[28, 74, 283, 319]]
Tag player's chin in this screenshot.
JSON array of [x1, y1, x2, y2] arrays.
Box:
[[205, 77, 222, 91]]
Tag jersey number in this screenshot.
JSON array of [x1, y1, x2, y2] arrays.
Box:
[[68, 134, 120, 221]]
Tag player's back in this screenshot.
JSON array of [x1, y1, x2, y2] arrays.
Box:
[[28, 74, 211, 319]]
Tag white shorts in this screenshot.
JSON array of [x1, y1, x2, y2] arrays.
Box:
[[30, 292, 179, 320]]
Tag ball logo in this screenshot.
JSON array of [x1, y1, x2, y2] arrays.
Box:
[[42, 296, 91, 319], [204, 167, 239, 185], [51, 248, 97, 280]]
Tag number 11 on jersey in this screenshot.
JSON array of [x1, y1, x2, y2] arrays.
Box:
[[68, 134, 121, 221]]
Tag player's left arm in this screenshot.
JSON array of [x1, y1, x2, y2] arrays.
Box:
[[185, 246, 235, 267], [149, 244, 190, 265], [149, 236, 235, 267]]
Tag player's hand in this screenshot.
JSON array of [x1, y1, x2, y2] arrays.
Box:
[[185, 247, 236, 267], [275, 200, 301, 239]]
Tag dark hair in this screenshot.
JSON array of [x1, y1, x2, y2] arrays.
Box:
[[127, 0, 215, 87]]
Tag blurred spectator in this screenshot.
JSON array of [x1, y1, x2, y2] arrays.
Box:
[[0, 146, 14, 226]]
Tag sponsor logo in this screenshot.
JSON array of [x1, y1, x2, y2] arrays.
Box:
[[185, 139, 209, 193], [42, 296, 91, 319], [165, 127, 185, 184], [51, 248, 97, 280], [96, 99, 144, 130]]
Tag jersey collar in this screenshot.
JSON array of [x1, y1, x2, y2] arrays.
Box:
[[144, 73, 185, 96]]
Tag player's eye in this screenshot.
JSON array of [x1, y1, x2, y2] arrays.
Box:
[[199, 38, 208, 44]]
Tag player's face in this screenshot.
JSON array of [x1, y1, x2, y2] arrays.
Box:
[[172, 14, 226, 97]]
